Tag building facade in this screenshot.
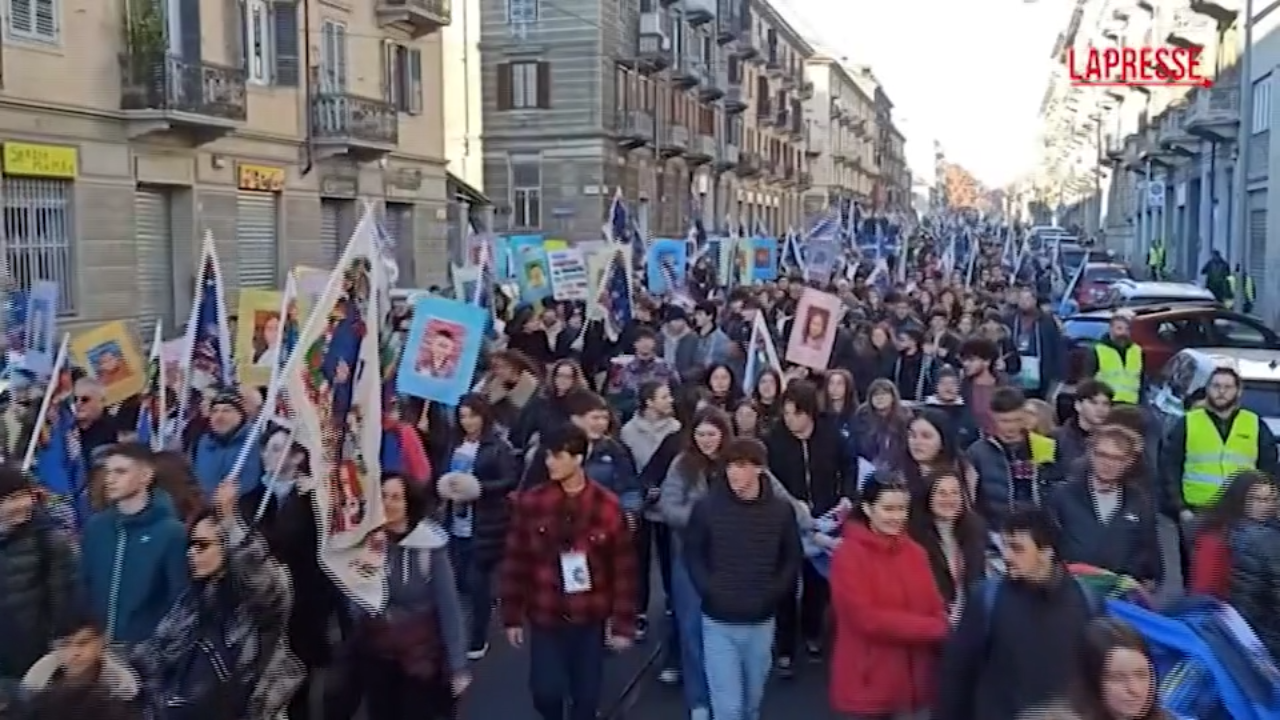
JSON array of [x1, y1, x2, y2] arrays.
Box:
[[478, 0, 831, 238], [1, 0, 452, 332], [800, 57, 878, 215]]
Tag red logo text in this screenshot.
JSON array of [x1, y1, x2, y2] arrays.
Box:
[[1066, 46, 1211, 87]]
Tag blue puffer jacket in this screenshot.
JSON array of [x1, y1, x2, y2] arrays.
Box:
[[192, 423, 263, 498]]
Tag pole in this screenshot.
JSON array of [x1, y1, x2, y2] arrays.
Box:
[[1231, 0, 1255, 311]]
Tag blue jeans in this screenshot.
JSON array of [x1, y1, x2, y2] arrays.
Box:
[[701, 615, 776, 720], [527, 622, 607, 720], [450, 537, 494, 649], [670, 550, 709, 713]]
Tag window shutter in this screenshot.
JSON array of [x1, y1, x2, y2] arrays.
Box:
[[271, 2, 299, 86], [336, 25, 348, 89], [228, 0, 247, 68], [33, 0, 55, 38], [408, 49, 423, 115], [496, 63, 513, 110], [320, 23, 333, 89], [382, 40, 396, 105], [9, 0, 33, 34], [396, 45, 410, 111], [535, 61, 550, 108]]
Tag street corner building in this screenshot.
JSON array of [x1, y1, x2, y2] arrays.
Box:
[[0, 0, 468, 334], [475, 0, 914, 240]]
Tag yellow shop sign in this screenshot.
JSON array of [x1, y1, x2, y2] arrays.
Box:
[[3, 142, 78, 179], [238, 163, 285, 192]]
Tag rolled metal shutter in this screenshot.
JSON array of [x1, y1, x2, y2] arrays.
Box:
[[134, 188, 174, 338], [1248, 190, 1267, 286], [236, 192, 279, 289], [320, 199, 342, 266]]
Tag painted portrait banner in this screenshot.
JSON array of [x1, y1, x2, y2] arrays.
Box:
[[71, 321, 145, 405], [785, 287, 840, 370], [395, 295, 486, 406], [23, 280, 59, 376], [235, 289, 284, 387]]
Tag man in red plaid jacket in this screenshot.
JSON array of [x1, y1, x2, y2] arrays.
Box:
[[499, 422, 638, 720]]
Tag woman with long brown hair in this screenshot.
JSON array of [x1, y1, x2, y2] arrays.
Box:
[[1065, 618, 1176, 720], [510, 358, 587, 450]]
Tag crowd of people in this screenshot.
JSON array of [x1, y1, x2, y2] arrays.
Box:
[[0, 222, 1275, 720]]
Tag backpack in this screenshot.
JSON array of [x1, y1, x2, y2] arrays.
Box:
[[980, 573, 1105, 637]]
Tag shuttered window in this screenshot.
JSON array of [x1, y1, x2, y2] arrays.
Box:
[[382, 42, 423, 115], [1248, 190, 1267, 288], [7, 0, 58, 41], [229, 0, 297, 86], [236, 192, 279, 289], [496, 61, 550, 110], [134, 188, 176, 338], [320, 20, 347, 91]]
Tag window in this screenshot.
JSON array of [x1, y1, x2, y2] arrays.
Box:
[[1210, 315, 1275, 348], [510, 159, 541, 229], [1252, 76, 1271, 134], [383, 42, 423, 114], [1155, 317, 1210, 347], [233, 0, 298, 86], [3, 177, 73, 313], [319, 20, 347, 92], [497, 61, 548, 110], [7, 0, 58, 42], [506, 0, 537, 23], [1241, 381, 1280, 416]]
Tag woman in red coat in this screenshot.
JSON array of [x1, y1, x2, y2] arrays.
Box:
[[829, 473, 950, 719]]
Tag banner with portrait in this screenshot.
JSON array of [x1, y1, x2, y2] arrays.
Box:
[[23, 280, 59, 376], [235, 289, 284, 387], [395, 295, 486, 406], [511, 235, 552, 304], [71, 321, 145, 405], [750, 236, 779, 283], [785, 288, 841, 370], [645, 238, 688, 295]]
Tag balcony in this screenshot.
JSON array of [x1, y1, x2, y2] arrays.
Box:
[[756, 103, 774, 127], [311, 91, 399, 160], [615, 109, 654, 150], [683, 0, 714, 26], [1159, 107, 1198, 156], [1185, 85, 1239, 142], [798, 80, 814, 100], [1138, 126, 1176, 167], [673, 56, 703, 89], [1167, 8, 1215, 50], [659, 123, 690, 157], [779, 73, 796, 91], [715, 0, 739, 43], [798, 170, 812, 189], [376, 0, 450, 38], [804, 143, 821, 158], [737, 150, 761, 177], [759, 157, 776, 179], [638, 12, 673, 72], [120, 54, 246, 142], [698, 65, 724, 101], [715, 141, 740, 172], [1122, 135, 1144, 171], [734, 35, 760, 61], [830, 100, 844, 120], [724, 85, 748, 113], [688, 133, 715, 165], [764, 49, 783, 76], [774, 108, 789, 130], [1189, 0, 1238, 24]]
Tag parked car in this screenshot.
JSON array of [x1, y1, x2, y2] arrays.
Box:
[[1087, 279, 1217, 310], [1148, 347, 1280, 441], [1061, 303, 1280, 393], [1060, 243, 1115, 277], [1074, 263, 1136, 308]]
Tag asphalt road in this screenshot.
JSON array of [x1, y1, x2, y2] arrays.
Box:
[[626, 656, 834, 720]]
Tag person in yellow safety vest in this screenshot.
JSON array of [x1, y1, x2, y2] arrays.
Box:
[[1081, 311, 1143, 404], [1227, 264, 1257, 314], [1159, 366, 1278, 572], [1147, 242, 1166, 281], [966, 386, 1063, 530]]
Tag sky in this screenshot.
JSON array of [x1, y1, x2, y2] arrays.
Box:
[[783, 0, 1066, 189]]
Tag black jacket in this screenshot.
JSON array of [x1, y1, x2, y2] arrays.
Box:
[[683, 479, 800, 623], [1045, 474, 1163, 584], [1226, 521, 1280, 659], [445, 431, 520, 567], [936, 569, 1092, 720], [765, 420, 852, 515]]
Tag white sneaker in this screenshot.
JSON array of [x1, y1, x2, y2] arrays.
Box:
[[466, 643, 489, 660], [657, 667, 680, 684]]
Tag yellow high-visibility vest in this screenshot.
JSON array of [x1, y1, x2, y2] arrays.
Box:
[[1094, 343, 1143, 404], [1182, 407, 1260, 508], [1030, 432, 1056, 465]]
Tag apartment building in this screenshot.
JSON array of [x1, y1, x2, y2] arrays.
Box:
[[884, 123, 909, 212], [849, 67, 904, 213], [442, 0, 493, 259], [0, 0, 452, 331], [800, 57, 877, 216], [478, 0, 814, 238]]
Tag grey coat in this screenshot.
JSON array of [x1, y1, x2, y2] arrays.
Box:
[[658, 454, 813, 548]]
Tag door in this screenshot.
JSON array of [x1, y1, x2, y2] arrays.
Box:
[[134, 187, 175, 339], [384, 203, 414, 285], [320, 199, 343, 266], [236, 191, 279, 289], [1248, 190, 1267, 293]]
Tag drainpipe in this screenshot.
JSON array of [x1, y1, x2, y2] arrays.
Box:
[[1230, 0, 1255, 310], [299, 0, 315, 176]]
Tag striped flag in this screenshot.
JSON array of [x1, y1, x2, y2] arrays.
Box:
[[600, 247, 633, 341], [742, 311, 782, 394], [179, 232, 233, 423], [136, 321, 166, 451]]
